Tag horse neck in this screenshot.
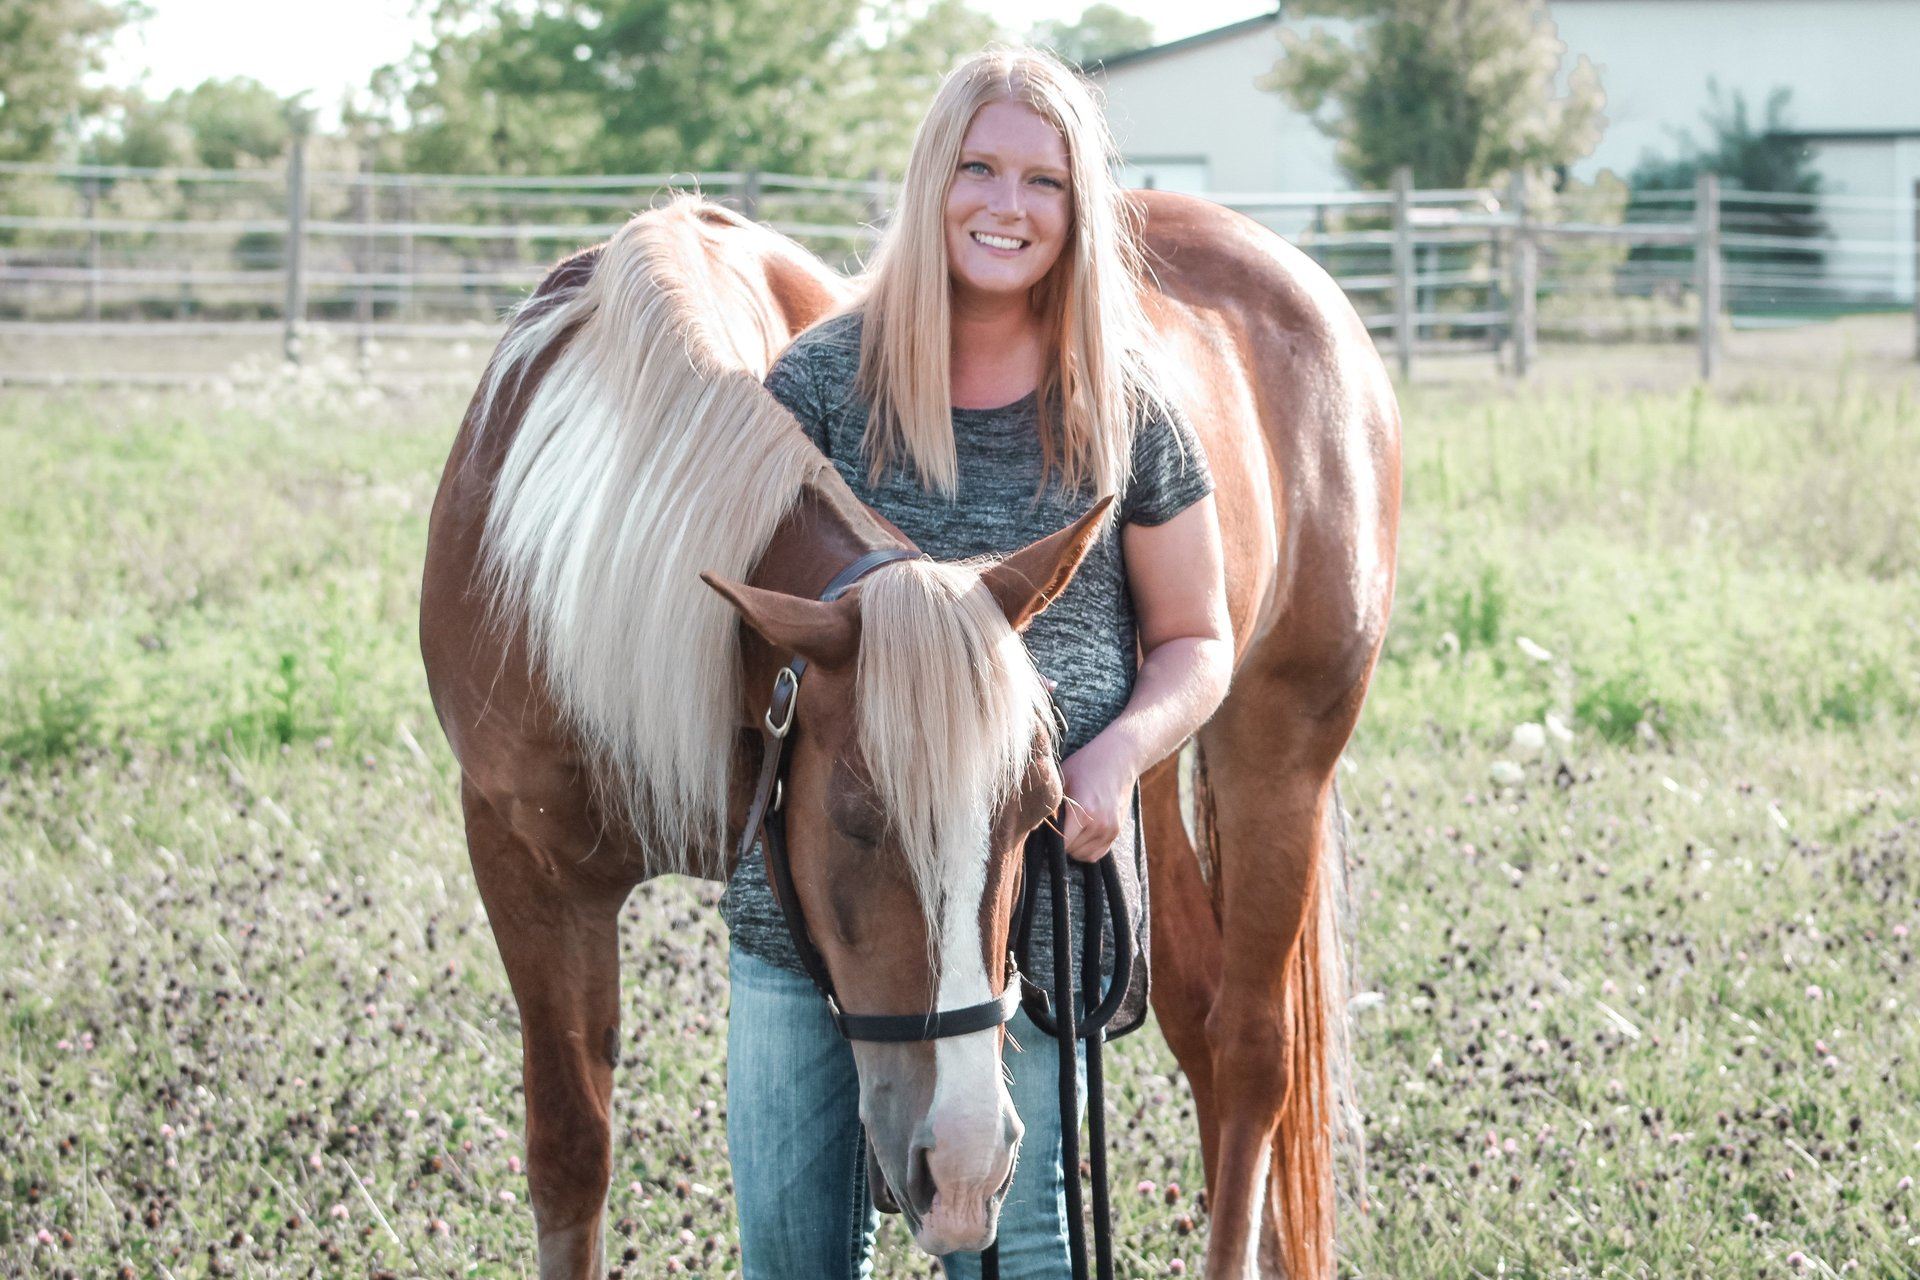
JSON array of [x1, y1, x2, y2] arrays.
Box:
[[737, 466, 909, 678], [756, 240, 852, 345], [756, 465, 906, 598]]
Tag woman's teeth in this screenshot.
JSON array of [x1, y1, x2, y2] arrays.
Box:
[[972, 232, 1026, 250]]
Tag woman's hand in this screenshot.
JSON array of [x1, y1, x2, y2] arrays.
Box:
[[1059, 735, 1139, 862]]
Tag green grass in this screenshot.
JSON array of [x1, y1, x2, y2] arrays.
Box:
[[1, 367, 1917, 1277]]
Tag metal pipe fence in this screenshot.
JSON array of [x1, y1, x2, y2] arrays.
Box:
[[2, 151, 1915, 381]]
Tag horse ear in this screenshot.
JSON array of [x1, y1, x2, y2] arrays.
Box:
[[701, 573, 862, 669], [978, 496, 1115, 633]]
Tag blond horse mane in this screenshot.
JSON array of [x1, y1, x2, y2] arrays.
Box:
[[477, 198, 822, 869], [475, 197, 1053, 906], [856, 559, 1054, 952]]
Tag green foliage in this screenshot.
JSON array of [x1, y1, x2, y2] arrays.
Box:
[[0, 0, 142, 162], [1574, 669, 1659, 744], [0, 677, 102, 762], [1027, 3, 1154, 67], [1260, 0, 1605, 189], [366, 0, 1001, 179], [83, 76, 293, 170], [171, 76, 292, 168], [1631, 82, 1823, 200], [1374, 373, 1920, 754], [3, 366, 1919, 1276], [1447, 564, 1506, 656], [1628, 83, 1827, 311]]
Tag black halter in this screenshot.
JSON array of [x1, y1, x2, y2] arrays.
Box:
[[740, 544, 1134, 1280], [740, 545, 1023, 1043]]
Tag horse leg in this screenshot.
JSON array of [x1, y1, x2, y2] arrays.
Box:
[[461, 779, 631, 1280], [1195, 691, 1352, 1280], [1142, 756, 1225, 1188]]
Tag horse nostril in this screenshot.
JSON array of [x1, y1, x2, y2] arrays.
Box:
[[907, 1141, 937, 1214]]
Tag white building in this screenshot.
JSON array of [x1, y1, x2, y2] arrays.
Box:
[[1092, 0, 1920, 302]]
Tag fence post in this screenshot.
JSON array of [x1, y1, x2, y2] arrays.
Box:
[[82, 177, 102, 323], [1912, 179, 1919, 362], [1508, 171, 1537, 379], [741, 169, 762, 223], [1392, 165, 1414, 382], [1695, 171, 1721, 382], [283, 120, 311, 365], [399, 180, 416, 325], [864, 166, 887, 252], [355, 146, 375, 366]]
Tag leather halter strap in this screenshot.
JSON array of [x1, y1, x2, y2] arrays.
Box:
[[740, 546, 1024, 1043]]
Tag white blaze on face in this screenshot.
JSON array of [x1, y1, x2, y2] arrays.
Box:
[[916, 795, 1022, 1248]]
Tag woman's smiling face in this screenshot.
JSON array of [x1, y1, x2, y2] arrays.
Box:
[[944, 99, 1073, 308]]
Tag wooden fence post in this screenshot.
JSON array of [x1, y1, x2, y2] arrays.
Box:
[[82, 177, 102, 323], [741, 169, 762, 223], [1508, 171, 1537, 379], [283, 121, 310, 365], [1912, 179, 1919, 362], [1392, 165, 1414, 382], [1695, 171, 1721, 382], [864, 166, 887, 253], [355, 147, 375, 366], [399, 180, 416, 325]]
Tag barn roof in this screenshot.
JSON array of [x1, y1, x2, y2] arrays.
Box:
[[1087, 8, 1280, 73]]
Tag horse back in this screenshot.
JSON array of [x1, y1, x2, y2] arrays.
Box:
[[1138, 190, 1401, 717]]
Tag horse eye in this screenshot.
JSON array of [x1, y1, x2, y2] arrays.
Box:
[[837, 823, 881, 851], [830, 797, 887, 849]]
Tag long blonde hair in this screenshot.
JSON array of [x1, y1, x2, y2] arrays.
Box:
[[855, 45, 1173, 499]]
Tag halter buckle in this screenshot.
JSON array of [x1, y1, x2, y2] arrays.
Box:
[[764, 666, 799, 738]]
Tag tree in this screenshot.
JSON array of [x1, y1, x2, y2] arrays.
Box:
[[1631, 82, 1821, 198], [172, 77, 291, 169], [1028, 4, 1153, 68], [1629, 82, 1826, 310], [1260, 0, 1604, 190], [368, 0, 1003, 178], [0, 0, 144, 162], [831, 0, 1004, 178], [85, 77, 292, 170]]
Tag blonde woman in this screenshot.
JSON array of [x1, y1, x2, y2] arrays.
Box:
[[721, 46, 1233, 1278]]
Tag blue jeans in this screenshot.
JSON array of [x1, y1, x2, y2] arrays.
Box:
[[727, 943, 1086, 1279]]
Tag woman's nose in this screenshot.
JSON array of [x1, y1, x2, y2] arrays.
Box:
[[986, 176, 1025, 218]]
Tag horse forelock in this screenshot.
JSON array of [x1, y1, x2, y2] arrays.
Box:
[[854, 560, 1055, 958], [476, 197, 823, 870]]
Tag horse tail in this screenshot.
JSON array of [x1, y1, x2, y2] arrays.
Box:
[[1274, 776, 1363, 1280]]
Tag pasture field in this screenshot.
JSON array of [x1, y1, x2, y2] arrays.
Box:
[[2, 357, 1917, 1279]]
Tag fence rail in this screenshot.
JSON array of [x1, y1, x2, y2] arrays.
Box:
[[2, 146, 1916, 380]]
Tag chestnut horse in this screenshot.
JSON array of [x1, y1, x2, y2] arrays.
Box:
[[420, 192, 1398, 1279]]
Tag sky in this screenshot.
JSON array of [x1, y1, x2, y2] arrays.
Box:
[[105, 0, 1278, 109]]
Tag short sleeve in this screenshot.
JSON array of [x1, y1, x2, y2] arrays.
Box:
[[763, 346, 830, 453], [1120, 402, 1213, 527]]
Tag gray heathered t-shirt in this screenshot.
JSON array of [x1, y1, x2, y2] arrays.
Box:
[[721, 310, 1213, 1036]]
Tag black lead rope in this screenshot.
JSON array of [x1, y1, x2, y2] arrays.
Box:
[[742, 551, 1135, 1276], [982, 821, 1134, 1280]]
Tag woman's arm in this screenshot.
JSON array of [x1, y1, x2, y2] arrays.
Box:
[[1059, 495, 1234, 860]]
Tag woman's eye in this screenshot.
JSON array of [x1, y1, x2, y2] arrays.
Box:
[[961, 161, 989, 175], [1034, 176, 1064, 189]]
